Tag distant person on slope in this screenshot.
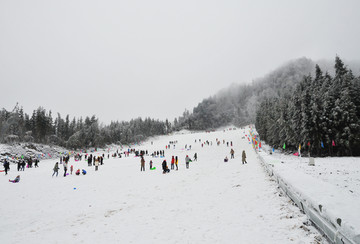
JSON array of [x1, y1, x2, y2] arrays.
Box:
[[185, 155, 192, 169], [175, 156, 179, 170], [140, 156, 145, 171], [3, 159, 10, 175], [162, 160, 169, 174], [242, 150, 247, 164], [171, 156, 175, 170], [230, 149, 235, 159], [193, 153, 197, 161], [52, 162, 59, 177], [95, 158, 99, 171], [63, 161, 68, 177]]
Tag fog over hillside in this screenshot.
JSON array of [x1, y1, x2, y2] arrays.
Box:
[[175, 57, 360, 131]]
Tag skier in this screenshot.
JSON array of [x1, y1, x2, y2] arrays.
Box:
[[230, 149, 235, 159], [9, 175, 20, 183], [185, 155, 192, 169], [140, 156, 145, 171], [193, 153, 197, 161], [70, 165, 73, 175], [149, 160, 153, 170], [52, 162, 59, 177], [171, 156, 175, 170], [242, 150, 247, 164]]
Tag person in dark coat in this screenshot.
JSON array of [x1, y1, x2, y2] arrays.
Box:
[[21, 160, 26, 171], [3, 160, 10, 175], [162, 160, 169, 174]]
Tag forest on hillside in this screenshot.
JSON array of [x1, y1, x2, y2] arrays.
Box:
[[0, 106, 170, 149], [256, 57, 360, 156]]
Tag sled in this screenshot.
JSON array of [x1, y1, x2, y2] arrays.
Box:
[[150, 167, 156, 170]]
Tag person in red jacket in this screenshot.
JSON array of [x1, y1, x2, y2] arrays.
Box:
[[171, 156, 175, 170]]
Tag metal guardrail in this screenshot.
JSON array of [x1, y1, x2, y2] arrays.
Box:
[[255, 150, 359, 244]]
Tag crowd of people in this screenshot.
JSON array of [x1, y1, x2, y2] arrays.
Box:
[[2, 130, 249, 182]]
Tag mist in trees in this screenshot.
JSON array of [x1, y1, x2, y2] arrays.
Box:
[[174, 57, 320, 130]]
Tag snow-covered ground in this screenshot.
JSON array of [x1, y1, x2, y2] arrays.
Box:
[[1, 128, 325, 244], [257, 138, 360, 243]]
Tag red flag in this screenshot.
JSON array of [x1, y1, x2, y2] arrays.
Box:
[[307, 142, 310, 146], [332, 140, 335, 146]]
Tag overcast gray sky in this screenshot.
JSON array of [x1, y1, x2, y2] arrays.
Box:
[[1, 0, 359, 123]]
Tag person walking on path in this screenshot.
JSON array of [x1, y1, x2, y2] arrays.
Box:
[[242, 150, 247, 164], [185, 155, 192, 169], [140, 156, 145, 171], [171, 156, 175, 170], [52, 162, 59, 177], [175, 156, 178, 170], [230, 148, 235, 159]]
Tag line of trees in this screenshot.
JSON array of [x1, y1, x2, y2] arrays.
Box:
[[255, 57, 360, 156], [0, 105, 170, 149]]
